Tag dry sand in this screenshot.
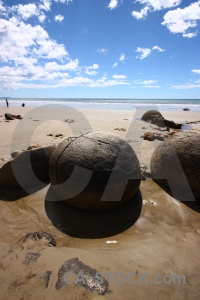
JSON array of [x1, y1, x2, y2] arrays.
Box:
[[0, 106, 200, 299]]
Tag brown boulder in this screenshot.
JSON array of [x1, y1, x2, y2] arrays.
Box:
[[141, 110, 163, 121], [49, 131, 141, 211], [150, 132, 200, 201], [0, 145, 56, 189], [5, 113, 23, 120]]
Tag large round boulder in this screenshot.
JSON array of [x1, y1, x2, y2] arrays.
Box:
[[151, 132, 200, 201], [0, 145, 56, 189], [49, 131, 141, 211], [141, 110, 163, 121]]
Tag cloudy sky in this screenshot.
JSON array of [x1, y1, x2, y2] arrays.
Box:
[[0, 0, 200, 99]]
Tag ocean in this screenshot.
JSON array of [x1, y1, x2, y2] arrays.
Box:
[[0, 98, 200, 111]]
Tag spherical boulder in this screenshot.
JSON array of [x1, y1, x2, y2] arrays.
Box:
[[150, 132, 200, 201], [141, 110, 163, 121], [49, 131, 141, 211]]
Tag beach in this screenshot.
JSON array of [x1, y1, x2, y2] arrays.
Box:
[[0, 105, 200, 299]]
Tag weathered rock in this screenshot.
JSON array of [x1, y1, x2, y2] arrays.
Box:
[[49, 131, 141, 211], [150, 132, 200, 201], [141, 111, 182, 129], [0, 145, 56, 188], [5, 113, 22, 120], [23, 232, 56, 246], [151, 116, 182, 129], [141, 110, 163, 121], [56, 258, 109, 294], [143, 132, 164, 141], [162, 118, 182, 129], [143, 132, 154, 141]]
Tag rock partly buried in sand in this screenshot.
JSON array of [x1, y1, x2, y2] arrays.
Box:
[[143, 132, 165, 141], [49, 131, 141, 211], [0, 145, 56, 188], [5, 113, 23, 120], [158, 117, 182, 129], [23, 232, 56, 246], [141, 110, 163, 121], [142, 111, 182, 129], [151, 132, 200, 201]]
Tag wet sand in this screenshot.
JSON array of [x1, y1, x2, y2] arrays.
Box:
[[0, 106, 200, 299]]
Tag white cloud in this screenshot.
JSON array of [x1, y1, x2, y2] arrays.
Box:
[[131, 7, 149, 20], [162, 1, 200, 37], [84, 64, 99, 75], [142, 85, 160, 88], [38, 12, 46, 23], [113, 74, 126, 79], [135, 45, 165, 59], [112, 62, 118, 67], [152, 45, 165, 52], [119, 53, 125, 61], [108, 0, 120, 10], [39, 0, 52, 11], [97, 48, 107, 53], [192, 69, 200, 74], [0, 17, 68, 64], [16, 3, 39, 20], [131, 0, 181, 20], [0, 0, 6, 12], [55, 14, 64, 22], [45, 59, 79, 71], [171, 82, 200, 89], [135, 47, 152, 59], [134, 79, 158, 84], [54, 0, 73, 3]]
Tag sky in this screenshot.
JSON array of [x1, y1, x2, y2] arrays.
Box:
[[0, 0, 200, 99]]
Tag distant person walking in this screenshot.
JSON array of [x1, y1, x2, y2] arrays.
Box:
[[22, 103, 25, 107], [6, 99, 9, 108]]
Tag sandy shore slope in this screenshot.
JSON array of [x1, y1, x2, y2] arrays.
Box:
[[0, 106, 200, 299]]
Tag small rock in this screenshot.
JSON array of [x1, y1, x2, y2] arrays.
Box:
[[65, 119, 75, 123], [114, 128, 126, 131], [143, 132, 154, 141], [5, 113, 22, 120], [183, 108, 190, 111], [55, 134, 63, 138]]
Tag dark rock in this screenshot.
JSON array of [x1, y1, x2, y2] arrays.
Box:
[[141, 110, 163, 121], [23, 232, 56, 246], [183, 108, 190, 111], [65, 119, 75, 123], [56, 257, 110, 295], [23, 252, 41, 265], [5, 113, 22, 120], [141, 111, 182, 129], [0, 145, 56, 188], [151, 132, 200, 201], [49, 131, 141, 211], [143, 132, 154, 141], [162, 119, 182, 129], [143, 132, 164, 141]]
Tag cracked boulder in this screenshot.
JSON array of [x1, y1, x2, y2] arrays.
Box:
[[49, 131, 141, 211], [150, 132, 200, 201]]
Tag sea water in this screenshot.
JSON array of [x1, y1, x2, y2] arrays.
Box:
[[0, 98, 200, 111]]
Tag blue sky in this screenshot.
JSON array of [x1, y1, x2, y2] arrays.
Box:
[[0, 0, 200, 99]]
